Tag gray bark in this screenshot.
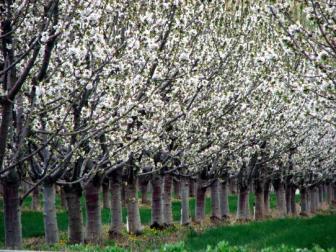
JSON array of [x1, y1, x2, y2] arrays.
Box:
[[189, 178, 196, 197], [181, 178, 190, 225], [102, 180, 110, 209], [173, 178, 181, 199], [255, 190, 265, 220], [237, 188, 249, 220], [254, 180, 264, 220], [121, 183, 127, 207], [126, 180, 143, 234], [139, 179, 150, 204], [163, 174, 173, 225], [220, 181, 230, 219], [300, 188, 309, 216], [310, 187, 317, 213], [315, 187, 321, 210], [263, 181, 271, 216], [151, 175, 163, 227], [60, 187, 67, 210], [285, 185, 292, 214], [210, 179, 221, 220], [65, 189, 84, 244], [3, 181, 22, 249], [290, 186, 297, 216], [109, 173, 123, 236], [31, 186, 40, 210], [195, 180, 206, 223], [274, 182, 287, 217], [43, 183, 59, 244], [229, 178, 237, 194], [318, 185, 324, 205], [84, 181, 102, 243]]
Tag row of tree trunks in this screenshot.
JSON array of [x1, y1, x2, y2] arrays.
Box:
[[5, 176, 335, 248]]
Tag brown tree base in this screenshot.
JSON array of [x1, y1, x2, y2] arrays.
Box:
[[108, 230, 123, 239], [150, 222, 165, 230], [210, 216, 222, 223]]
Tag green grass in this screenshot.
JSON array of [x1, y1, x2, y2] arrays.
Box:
[[185, 214, 336, 251]]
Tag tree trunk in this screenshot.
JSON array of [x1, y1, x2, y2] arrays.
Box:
[[273, 181, 287, 217], [109, 172, 123, 236], [333, 184, 336, 205], [229, 178, 237, 194], [102, 180, 110, 209], [237, 187, 249, 221], [126, 180, 143, 234], [220, 181, 230, 219], [151, 175, 163, 228], [315, 187, 321, 210], [163, 174, 173, 226], [300, 188, 309, 216], [121, 183, 127, 208], [195, 180, 206, 223], [309, 188, 316, 213], [65, 188, 84, 244], [173, 178, 181, 199], [285, 186, 291, 214], [60, 187, 68, 210], [263, 181, 271, 217], [255, 191, 264, 220], [43, 183, 59, 244], [3, 181, 22, 249], [31, 186, 40, 211], [254, 181, 265, 220], [189, 178, 196, 197], [139, 179, 150, 204], [181, 177, 190, 225], [318, 185, 324, 205], [210, 179, 221, 220], [290, 186, 297, 216], [84, 181, 102, 243]]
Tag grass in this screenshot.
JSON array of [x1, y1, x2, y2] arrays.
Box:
[[185, 214, 336, 251]]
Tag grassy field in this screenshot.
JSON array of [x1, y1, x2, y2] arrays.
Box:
[[185, 214, 336, 251]]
